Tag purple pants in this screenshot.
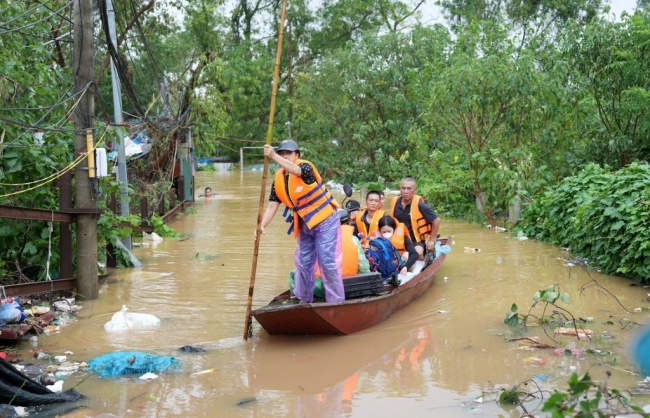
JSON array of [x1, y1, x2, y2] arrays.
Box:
[[293, 213, 344, 303]]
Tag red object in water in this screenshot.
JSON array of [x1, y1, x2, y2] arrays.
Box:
[[0, 352, 7, 360], [251, 238, 449, 336]]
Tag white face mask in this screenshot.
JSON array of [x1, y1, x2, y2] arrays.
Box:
[[382, 232, 393, 239]]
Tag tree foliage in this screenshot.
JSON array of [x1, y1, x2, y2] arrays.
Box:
[[518, 163, 650, 282], [565, 11, 650, 167]]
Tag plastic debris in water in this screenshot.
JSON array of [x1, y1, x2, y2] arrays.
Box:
[[139, 373, 159, 381], [179, 345, 206, 353], [191, 368, 214, 376], [237, 397, 257, 407]]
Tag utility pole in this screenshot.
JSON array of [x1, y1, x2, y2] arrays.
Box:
[[106, 0, 131, 249], [287, 19, 293, 135], [73, 0, 98, 300]]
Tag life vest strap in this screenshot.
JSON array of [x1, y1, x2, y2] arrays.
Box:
[[295, 182, 325, 203], [294, 185, 329, 212], [303, 196, 334, 224], [283, 206, 295, 235]]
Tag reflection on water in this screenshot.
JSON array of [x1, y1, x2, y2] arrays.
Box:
[[14, 171, 650, 417]]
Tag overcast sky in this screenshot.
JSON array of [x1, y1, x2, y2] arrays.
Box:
[[416, 0, 638, 23]]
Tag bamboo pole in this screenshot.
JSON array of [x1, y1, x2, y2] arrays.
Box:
[[244, 0, 289, 340]]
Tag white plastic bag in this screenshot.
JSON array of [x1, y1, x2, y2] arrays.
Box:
[[104, 305, 160, 332]]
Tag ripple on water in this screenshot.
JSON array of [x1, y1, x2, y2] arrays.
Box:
[[15, 174, 649, 418]]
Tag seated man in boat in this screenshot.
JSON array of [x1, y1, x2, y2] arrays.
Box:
[[378, 190, 386, 209], [344, 199, 361, 225], [288, 209, 370, 299], [354, 190, 386, 248], [390, 177, 441, 260]]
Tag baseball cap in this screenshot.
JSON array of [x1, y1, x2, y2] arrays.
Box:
[[345, 200, 361, 211]]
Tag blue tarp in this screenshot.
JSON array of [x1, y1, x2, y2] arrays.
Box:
[[88, 351, 180, 377]]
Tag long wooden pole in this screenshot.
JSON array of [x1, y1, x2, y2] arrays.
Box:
[[244, 0, 289, 340], [73, 0, 98, 300]]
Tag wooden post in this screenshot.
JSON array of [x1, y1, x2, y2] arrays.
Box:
[[178, 177, 185, 202], [59, 171, 73, 279], [73, 0, 98, 300], [168, 188, 176, 209], [157, 193, 165, 216], [244, 0, 289, 340], [140, 197, 149, 220], [106, 193, 117, 268]]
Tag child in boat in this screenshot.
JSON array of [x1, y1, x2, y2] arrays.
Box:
[[375, 216, 420, 276]]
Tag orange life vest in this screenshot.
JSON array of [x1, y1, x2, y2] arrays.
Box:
[[389, 222, 407, 252], [316, 224, 358, 277], [390, 195, 432, 242], [274, 159, 339, 238], [355, 209, 385, 246]]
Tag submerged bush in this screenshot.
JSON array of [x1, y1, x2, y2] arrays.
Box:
[[518, 163, 650, 282]]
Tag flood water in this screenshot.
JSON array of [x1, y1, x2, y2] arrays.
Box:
[[16, 171, 650, 417]]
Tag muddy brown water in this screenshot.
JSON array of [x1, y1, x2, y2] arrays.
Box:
[[13, 171, 650, 417]]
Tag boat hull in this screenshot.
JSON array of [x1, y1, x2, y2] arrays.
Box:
[[251, 238, 448, 335]]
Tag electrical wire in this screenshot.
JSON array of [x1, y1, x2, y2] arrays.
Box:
[[2, 82, 93, 147], [0, 0, 56, 27], [0, 115, 77, 133], [34, 0, 72, 24], [214, 141, 239, 153], [0, 147, 85, 186], [0, 128, 108, 196], [202, 133, 266, 143], [0, 83, 76, 112], [0, 1, 72, 35]]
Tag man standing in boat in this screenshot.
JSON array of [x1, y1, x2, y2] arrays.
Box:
[[390, 177, 441, 260], [258, 140, 345, 303]]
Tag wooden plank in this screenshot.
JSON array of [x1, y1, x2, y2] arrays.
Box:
[[162, 201, 190, 222], [1, 278, 76, 298], [0, 324, 32, 340], [62, 208, 105, 214], [118, 223, 154, 233], [0, 205, 72, 223]]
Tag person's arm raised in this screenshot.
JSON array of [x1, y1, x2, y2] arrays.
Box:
[[264, 144, 301, 176]]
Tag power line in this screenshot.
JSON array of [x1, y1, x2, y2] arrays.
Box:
[[0, 0, 56, 27], [0, 128, 108, 197], [0, 1, 72, 35], [2, 82, 93, 146], [0, 84, 77, 112]]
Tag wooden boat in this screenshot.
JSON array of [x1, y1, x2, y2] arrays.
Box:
[[251, 237, 449, 336]]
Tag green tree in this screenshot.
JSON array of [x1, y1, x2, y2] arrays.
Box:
[[0, 0, 77, 281], [293, 26, 450, 183], [565, 11, 650, 167], [425, 23, 562, 226]]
